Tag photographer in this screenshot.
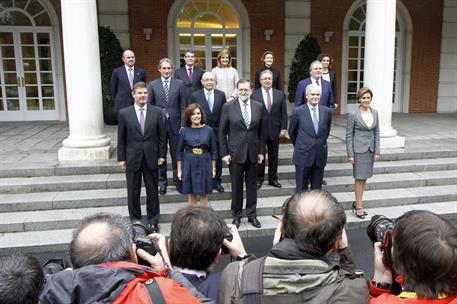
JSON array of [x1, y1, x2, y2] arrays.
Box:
[[169, 206, 250, 302], [219, 190, 368, 303], [40, 213, 214, 304], [0, 254, 44, 304], [370, 210, 457, 303]]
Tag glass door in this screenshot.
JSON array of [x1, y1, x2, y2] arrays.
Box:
[[0, 29, 58, 120]]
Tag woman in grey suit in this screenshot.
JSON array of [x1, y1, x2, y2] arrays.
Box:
[[346, 87, 380, 219]]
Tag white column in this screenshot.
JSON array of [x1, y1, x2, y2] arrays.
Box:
[[364, 0, 405, 148], [58, 0, 112, 161]]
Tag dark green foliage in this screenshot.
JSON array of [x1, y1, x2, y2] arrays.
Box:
[[99, 26, 123, 112], [287, 34, 321, 103]]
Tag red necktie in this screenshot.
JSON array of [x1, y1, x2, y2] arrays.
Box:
[[188, 68, 193, 82]]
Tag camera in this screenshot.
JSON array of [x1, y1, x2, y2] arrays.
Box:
[[367, 215, 395, 270], [221, 230, 233, 254], [130, 222, 160, 266]]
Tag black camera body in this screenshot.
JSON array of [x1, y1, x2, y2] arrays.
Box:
[[221, 231, 233, 254], [367, 215, 395, 270], [130, 222, 159, 265]]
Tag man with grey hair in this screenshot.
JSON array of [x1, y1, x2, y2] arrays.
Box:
[[219, 190, 368, 303], [294, 60, 335, 111], [289, 83, 332, 192], [251, 69, 288, 190], [40, 212, 214, 303], [147, 58, 187, 195]]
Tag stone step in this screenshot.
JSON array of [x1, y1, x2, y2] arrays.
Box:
[[0, 170, 456, 213], [1, 157, 456, 194], [1, 183, 456, 234], [0, 145, 455, 178], [1, 200, 456, 254]]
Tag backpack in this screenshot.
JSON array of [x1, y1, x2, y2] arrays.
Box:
[[219, 256, 365, 304], [107, 262, 202, 304]]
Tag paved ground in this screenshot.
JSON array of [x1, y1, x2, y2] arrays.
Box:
[[1, 113, 456, 164]]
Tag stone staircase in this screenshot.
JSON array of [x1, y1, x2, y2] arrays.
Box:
[[1, 143, 456, 255]]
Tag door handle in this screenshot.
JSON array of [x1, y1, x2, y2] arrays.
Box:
[[21, 77, 25, 87], [17, 77, 21, 87]]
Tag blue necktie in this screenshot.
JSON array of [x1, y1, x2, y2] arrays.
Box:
[[311, 107, 319, 135]]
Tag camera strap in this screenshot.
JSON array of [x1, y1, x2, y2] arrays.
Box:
[[144, 278, 166, 304]]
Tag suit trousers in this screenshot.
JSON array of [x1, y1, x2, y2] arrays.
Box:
[[257, 138, 279, 183], [295, 162, 325, 193], [126, 156, 160, 224], [213, 139, 223, 185], [229, 160, 257, 219], [159, 119, 178, 187]]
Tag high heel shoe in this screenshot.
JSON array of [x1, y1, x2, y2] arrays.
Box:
[[352, 202, 367, 219]]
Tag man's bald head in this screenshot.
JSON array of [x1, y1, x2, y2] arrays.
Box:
[[283, 190, 346, 257], [69, 213, 133, 268]]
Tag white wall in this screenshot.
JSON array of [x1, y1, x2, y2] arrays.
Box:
[[98, 0, 130, 49], [437, 0, 457, 112]]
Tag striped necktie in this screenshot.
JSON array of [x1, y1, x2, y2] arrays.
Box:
[[163, 79, 169, 104], [242, 102, 250, 128]]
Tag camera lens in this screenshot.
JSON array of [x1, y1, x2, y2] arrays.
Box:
[[367, 215, 395, 243]]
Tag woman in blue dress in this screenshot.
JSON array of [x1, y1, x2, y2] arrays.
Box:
[[177, 103, 218, 206]]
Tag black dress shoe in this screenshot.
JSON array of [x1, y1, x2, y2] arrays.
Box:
[[268, 180, 282, 188], [159, 185, 167, 195], [256, 181, 263, 190], [248, 217, 261, 228], [232, 218, 241, 228], [215, 183, 225, 192], [322, 179, 327, 185], [148, 223, 159, 233]]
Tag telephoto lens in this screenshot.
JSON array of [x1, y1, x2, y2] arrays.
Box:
[[366, 215, 394, 243]]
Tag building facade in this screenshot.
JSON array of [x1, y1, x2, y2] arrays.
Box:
[[0, 0, 455, 124]]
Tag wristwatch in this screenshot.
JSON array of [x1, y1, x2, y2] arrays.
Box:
[[373, 280, 391, 289], [236, 254, 251, 261]]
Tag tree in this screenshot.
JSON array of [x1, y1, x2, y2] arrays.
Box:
[[98, 26, 123, 124], [287, 34, 321, 103]]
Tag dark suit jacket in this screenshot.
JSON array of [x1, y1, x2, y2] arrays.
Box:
[[117, 105, 166, 171], [294, 77, 335, 111], [189, 88, 227, 137], [254, 67, 281, 90], [328, 69, 337, 103], [346, 107, 380, 157], [147, 78, 187, 135], [288, 104, 332, 168], [219, 98, 267, 164], [251, 88, 288, 140], [174, 66, 204, 102], [111, 66, 147, 112]]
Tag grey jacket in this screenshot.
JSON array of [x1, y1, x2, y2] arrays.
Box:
[[346, 107, 380, 157]]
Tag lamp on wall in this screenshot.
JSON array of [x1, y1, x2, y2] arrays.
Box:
[[323, 31, 334, 43], [143, 28, 152, 40], [264, 29, 274, 41]]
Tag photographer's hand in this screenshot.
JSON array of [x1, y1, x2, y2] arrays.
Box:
[[373, 242, 393, 284], [136, 233, 172, 271], [223, 224, 247, 259]]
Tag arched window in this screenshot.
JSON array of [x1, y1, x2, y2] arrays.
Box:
[[175, 0, 241, 71], [344, 2, 404, 113], [0, 0, 51, 26], [0, 0, 60, 121]]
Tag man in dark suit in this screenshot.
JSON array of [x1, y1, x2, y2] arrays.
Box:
[[289, 83, 332, 193], [251, 70, 287, 190], [174, 49, 204, 102], [189, 71, 227, 192], [111, 50, 147, 112], [117, 82, 166, 232], [294, 60, 335, 111], [219, 79, 267, 228], [147, 58, 187, 195]]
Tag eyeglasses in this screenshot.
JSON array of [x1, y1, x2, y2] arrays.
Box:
[[272, 195, 294, 221]]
